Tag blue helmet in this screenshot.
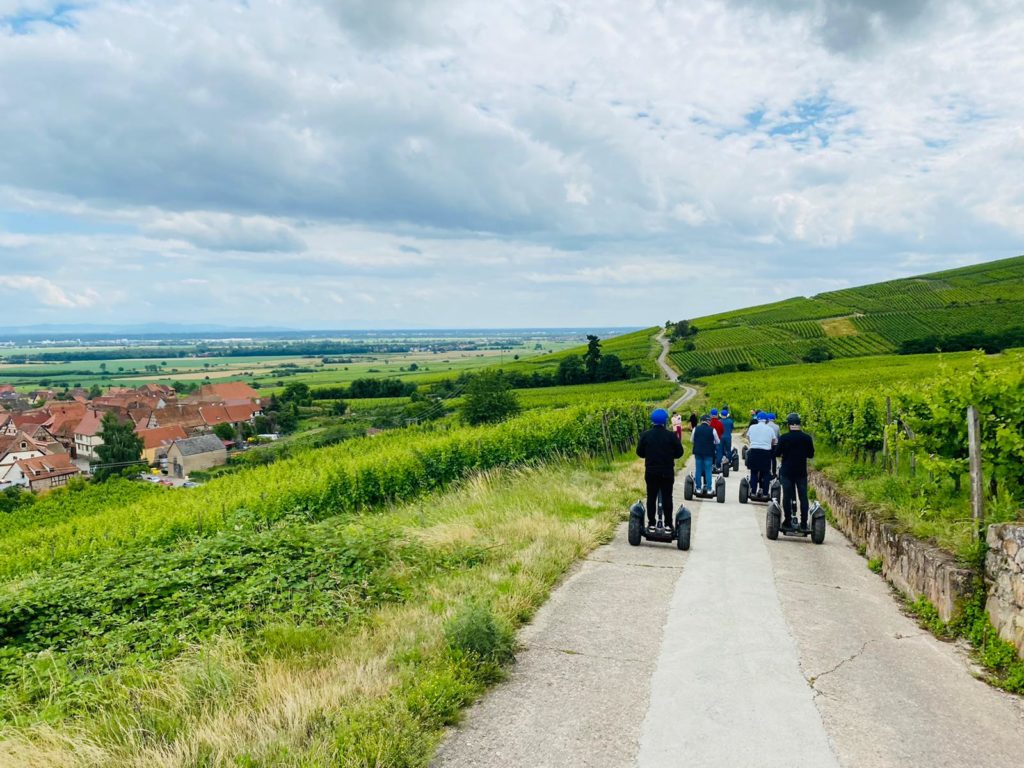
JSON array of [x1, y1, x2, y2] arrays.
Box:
[[756, 411, 768, 421], [721, 407, 730, 417], [768, 412, 776, 420], [651, 408, 669, 425], [710, 408, 718, 416]]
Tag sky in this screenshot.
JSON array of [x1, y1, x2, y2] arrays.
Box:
[[0, 0, 1022, 329]]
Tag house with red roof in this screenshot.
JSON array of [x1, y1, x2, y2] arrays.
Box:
[[196, 382, 261, 404], [12, 454, 80, 492], [136, 425, 188, 464]]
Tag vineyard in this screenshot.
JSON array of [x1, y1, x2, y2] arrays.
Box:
[[0, 378, 673, 764], [701, 350, 1024, 557], [670, 254, 1024, 376]]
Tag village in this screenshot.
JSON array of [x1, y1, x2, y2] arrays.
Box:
[[0, 381, 264, 492]]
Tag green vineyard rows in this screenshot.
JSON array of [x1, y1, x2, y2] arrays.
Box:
[[0, 403, 650, 578], [670, 255, 1024, 375]]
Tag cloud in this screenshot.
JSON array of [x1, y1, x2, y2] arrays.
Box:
[[0, 0, 1020, 328], [0, 274, 100, 308], [143, 212, 307, 252]]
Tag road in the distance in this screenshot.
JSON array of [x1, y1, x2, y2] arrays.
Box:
[[434, 451, 1023, 767], [656, 328, 697, 411]]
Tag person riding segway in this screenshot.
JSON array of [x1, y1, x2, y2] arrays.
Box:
[[720, 406, 737, 471], [746, 412, 774, 498], [775, 412, 814, 533], [636, 408, 684, 530]]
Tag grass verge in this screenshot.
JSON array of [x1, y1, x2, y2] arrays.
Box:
[[0, 457, 642, 767]]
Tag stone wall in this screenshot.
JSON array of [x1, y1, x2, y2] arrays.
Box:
[[809, 470, 976, 624], [985, 525, 1024, 659]]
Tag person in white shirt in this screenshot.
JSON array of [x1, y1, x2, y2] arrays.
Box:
[[746, 412, 776, 496]]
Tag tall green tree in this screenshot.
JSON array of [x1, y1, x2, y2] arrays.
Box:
[[583, 335, 602, 381], [461, 371, 520, 426], [93, 412, 144, 482], [556, 355, 586, 385]]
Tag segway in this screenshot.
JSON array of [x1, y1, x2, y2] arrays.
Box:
[[683, 472, 726, 504], [628, 497, 691, 550], [765, 496, 826, 544], [739, 474, 780, 505], [730, 447, 740, 471]]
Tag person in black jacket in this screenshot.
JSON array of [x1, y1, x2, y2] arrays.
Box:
[[690, 414, 718, 493], [636, 408, 684, 528], [774, 412, 815, 532]]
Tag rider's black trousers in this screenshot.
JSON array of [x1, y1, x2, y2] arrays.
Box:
[[747, 448, 772, 495], [645, 471, 674, 527], [781, 471, 809, 526]]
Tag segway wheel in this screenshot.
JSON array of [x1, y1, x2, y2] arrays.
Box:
[[715, 477, 726, 504], [732, 451, 740, 471], [770, 480, 781, 504], [811, 515, 826, 545], [739, 477, 749, 504], [683, 475, 694, 501], [676, 517, 691, 551], [627, 502, 644, 546], [741, 445, 748, 461], [722, 460, 730, 478], [766, 502, 781, 540]]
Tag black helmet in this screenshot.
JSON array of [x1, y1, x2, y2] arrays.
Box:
[[786, 412, 801, 426]]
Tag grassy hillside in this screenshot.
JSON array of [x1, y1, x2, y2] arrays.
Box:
[[500, 327, 661, 377], [670, 255, 1024, 376]]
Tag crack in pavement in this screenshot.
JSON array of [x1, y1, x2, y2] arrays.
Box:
[[806, 632, 929, 691], [525, 643, 648, 666], [585, 557, 686, 570]]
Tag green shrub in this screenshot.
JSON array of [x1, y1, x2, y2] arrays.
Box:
[[444, 601, 515, 667]]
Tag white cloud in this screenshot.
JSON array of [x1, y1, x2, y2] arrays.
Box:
[[0, 275, 100, 308], [0, 0, 1020, 327]]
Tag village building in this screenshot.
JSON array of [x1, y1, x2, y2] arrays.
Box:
[[72, 409, 106, 460], [166, 434, 228, 478], [137, 425, 188, 465], [0, 431, 50, 490], [11, 454, 79, 492], [194, 381, 261, 405]]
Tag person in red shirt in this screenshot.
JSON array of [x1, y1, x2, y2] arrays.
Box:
[[709, 408, 725, 466]]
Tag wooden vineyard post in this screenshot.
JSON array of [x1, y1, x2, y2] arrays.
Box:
[[967, 405, 984, 540], [883, 397, 892, 473]]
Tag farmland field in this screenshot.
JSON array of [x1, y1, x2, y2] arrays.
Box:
[[669, 254, 1024, 376]]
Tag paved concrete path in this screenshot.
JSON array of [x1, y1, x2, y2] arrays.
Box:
[[434, 456, 1024, 767]]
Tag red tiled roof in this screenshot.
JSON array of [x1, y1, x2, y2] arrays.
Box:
[[149, 404, 205, 429], [136, 424, 188, 450], [73, 409, 105, 438], [17, 453, 79, 481], [197, 382, 260, 402]]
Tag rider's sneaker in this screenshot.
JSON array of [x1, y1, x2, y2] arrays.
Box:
[[781, 519, 796, 532], [799, 522, 811, 534], [664, 518, 673, 530]]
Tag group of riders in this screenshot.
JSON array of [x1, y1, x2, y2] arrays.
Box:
[[636, 405, 815, 533]]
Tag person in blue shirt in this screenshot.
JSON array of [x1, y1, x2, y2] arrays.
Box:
[[691, 414, 718, 493]]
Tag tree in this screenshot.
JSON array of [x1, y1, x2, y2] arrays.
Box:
[[596, 353, 625, 382], [557, 355, 586, 385], [802, 344, 834, 364], [212, 423, 237, 442], [93, 412, 144, 481], [88, 384, 103, 399], [461, 371, 520, 426], [408, 362, 419, 371], [583, 335, 602, 381], [332, 400, 349, 417], [281, 381, 312, 406]]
